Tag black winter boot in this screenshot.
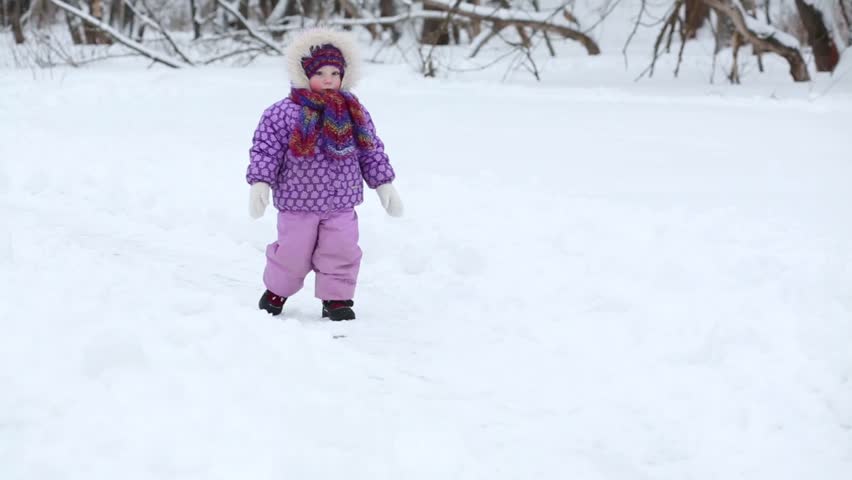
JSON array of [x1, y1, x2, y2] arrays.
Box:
[[322, 300, 355, 321], [259, 290, 287, 315]]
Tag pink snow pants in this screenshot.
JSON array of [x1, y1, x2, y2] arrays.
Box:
[[263, 208, 362, 301]]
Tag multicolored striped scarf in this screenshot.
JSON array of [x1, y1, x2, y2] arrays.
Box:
[[288, 88, 374, 161]]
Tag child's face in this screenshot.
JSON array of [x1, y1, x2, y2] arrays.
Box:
[[309, 66, 342, 92]]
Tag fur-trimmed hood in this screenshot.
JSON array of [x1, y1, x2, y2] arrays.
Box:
[[285, 28, 361, 91]]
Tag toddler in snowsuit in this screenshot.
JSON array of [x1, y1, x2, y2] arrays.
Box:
[[246, 28, 403, 321]]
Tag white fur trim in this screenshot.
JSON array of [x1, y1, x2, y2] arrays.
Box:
[[285, 28, 361, 91]]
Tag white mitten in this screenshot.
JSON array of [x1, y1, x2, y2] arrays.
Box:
[[249, 182, 271, 219], [376, 183, 404, 218]]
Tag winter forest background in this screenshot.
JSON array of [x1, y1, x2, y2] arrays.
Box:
[[2, 1, 851, 479], [1, 0, 851, 81]]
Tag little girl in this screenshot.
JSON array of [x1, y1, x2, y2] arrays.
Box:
[[246, 28, 403, 321]]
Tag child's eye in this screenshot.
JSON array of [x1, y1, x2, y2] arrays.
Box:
[[332, 72, 340, 76]]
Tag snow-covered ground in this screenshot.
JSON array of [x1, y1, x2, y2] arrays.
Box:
[[1, 51, 851, 479]]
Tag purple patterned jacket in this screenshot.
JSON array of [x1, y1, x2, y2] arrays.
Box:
[[246, 97, 396, 213]]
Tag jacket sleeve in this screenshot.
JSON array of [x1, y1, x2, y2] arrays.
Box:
[[246, 103, 290, 185], [358, 107, 396, 189]]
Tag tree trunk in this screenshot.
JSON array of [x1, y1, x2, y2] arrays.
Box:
[[317, 0, 333, 20], [83, 0, 111, 44], [224, 0, 252, 29], [114, 0, 132, 34], [83, 0, 97, 43], [11, 0, 26, 45], [795, 0, 840, 71], [728, 32, 742, 83], [338, 0, 379, 38], [259, 0, 277, 19], [64, 8, 84, 43], [284, 0, 315, 17], [714, 9, 735, 52], [467, 0, 481, 38], [380, 0, 400, 41], [684, 0, 709, 38], [108, 0, 119, 27], [124, 1, 134, 35], [10, 0, 26, 43], [190, 0, 201, 39], [421, 5, 451, 45]]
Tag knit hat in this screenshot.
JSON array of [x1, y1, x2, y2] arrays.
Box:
[[301, 44, 346, 78], [285, 28, 361, 91]]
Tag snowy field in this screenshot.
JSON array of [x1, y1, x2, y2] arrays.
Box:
[[1, 50, 852, 479]]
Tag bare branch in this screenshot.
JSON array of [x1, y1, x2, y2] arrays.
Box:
[[49, 0, 184, 68], [702, 0, 810, 81], [422, 0, 465, 76], [215, 0, 284, 55], [675, 10, 688, 77], [649, 1, 681, 78], [623, 0, 648, 69], [202, 47, 267, 64], [422, 0, 600, 55], [338, 0, 381, 39], [126, 0, 195, 65], [265, 11, 457, 32], [582, 0, 625, 34], [839, 0, 851, 33]]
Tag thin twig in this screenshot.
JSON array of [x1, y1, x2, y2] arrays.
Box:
[[623, 0, 647, 69], [675, 6, 688, 77], [582, 0, 625, 34], [423, 0, 465, 76], [202, 46, 266, 64], [132, 0, 196, 65]]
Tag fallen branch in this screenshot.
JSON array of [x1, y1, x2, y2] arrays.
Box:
[[702, 0, 810, 81]]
